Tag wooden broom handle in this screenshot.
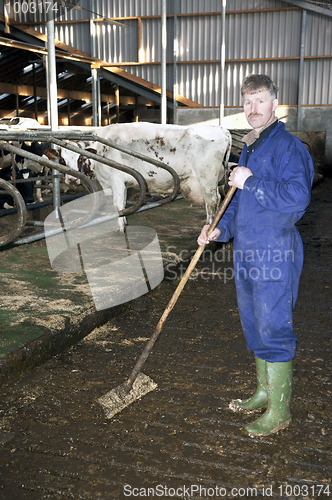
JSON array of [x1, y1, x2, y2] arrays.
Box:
[[124, 186, 237, 391]]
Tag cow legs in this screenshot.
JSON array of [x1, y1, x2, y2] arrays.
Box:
[[99, 179, 127, 232], [203, 187, 220, 225], [35, 179, 43, 202]]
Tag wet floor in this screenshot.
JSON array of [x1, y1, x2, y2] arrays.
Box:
[[0, 178, 331, 499], [0, 195, 203, 360]]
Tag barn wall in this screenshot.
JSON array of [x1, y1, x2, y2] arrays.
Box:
[[25, 0, 332, 108], [7, 0, 331, 138]]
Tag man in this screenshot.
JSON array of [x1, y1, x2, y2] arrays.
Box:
[[197, 74, 315, 437]]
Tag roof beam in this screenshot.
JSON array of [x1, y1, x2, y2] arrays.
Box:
[[0, 36, 95, 64], [0, 17, 203, 109], [99, 68, 166, 107], [281, 0, 332, 17], [0, 82, 135, 105], [99, 67, 203, 108]]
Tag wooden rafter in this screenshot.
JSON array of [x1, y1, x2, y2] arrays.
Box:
[[0, 15, 203, 109]]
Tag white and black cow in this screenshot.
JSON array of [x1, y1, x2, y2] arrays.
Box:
[[0, 118, 52, 207], [58, 123, 232, 231], [0, 140, 52, 207]]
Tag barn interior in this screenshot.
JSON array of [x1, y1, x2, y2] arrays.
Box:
[[0, 0, 330, 168], [0, 3, 331, 496], [0, 3, 202, 127]]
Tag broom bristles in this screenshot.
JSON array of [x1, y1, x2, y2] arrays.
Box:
[[98, 372, 157, 419]]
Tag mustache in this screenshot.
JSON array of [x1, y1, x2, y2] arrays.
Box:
[[248, 112, 263, 118]]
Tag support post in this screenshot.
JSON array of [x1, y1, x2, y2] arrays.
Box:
[[91, 67, 98, 126], [46, 13, 60, 215], [4, 1, 10, 34], [173, 0, 179, 125], [90, 0, 98, 126], [15, 92, 19, 117], [115, 85, 120, 123], [219, 0, 226, 126], [297, 9, 307, 131], [97, 72, 101, 126], [46, 17, 58, 130], [33, 62, 38, 121], [161, 0, 167, 124], [138, 18, 144, 63], [67, 98, 71, 126]]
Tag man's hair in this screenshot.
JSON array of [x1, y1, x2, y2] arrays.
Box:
[[241, 74, 278, 101]]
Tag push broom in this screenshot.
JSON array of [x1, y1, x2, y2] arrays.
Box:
[[98, 185, 237, 419]]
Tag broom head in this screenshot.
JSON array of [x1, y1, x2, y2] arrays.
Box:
[[98, 372, 157, 419]]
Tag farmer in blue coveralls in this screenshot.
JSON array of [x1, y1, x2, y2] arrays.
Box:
[[198, 74, 315, 437]]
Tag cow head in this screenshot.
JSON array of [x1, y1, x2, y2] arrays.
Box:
[[77, 148, 97, 179], [43, 148, 66, 166]]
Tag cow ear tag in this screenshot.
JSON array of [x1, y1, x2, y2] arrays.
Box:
[[44, 192, 164, 311]]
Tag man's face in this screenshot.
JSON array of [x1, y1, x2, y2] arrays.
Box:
[[243, 89, 278, 134]]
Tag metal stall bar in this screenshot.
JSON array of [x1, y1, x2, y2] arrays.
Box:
[[0, 132, 181, 202], [0, 130, 181, 227], [13, 130, 181, 200], [12, 195, 183, 247], [0, 140, 98, 195], [48, 137, 147, 217], [0, 140, 100, 246], [0, 178, 27, 246], [25, 132, 181, 207]]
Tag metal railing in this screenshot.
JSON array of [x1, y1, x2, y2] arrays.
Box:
[[0, 130, 180, 246]]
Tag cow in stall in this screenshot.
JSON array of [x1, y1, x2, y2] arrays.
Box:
[[0, 118, 55, 208], [0, 145, 39, 208], [0, 141, 54, 208], [57, 123, 232, 231], [15, 141, 53, 203]]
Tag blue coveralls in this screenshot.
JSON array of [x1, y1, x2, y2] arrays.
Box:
[[216, 122, 315, 362]]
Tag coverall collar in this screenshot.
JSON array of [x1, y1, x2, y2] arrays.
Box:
[[242, 117, 279, 147]]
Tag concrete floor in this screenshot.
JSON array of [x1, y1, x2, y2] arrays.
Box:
[[0, 180, 331, 499], [0, 196, 206, 382]]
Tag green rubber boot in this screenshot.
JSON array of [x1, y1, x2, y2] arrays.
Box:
[[245, 360, 293, 437], [229, 356, 268, 413]]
